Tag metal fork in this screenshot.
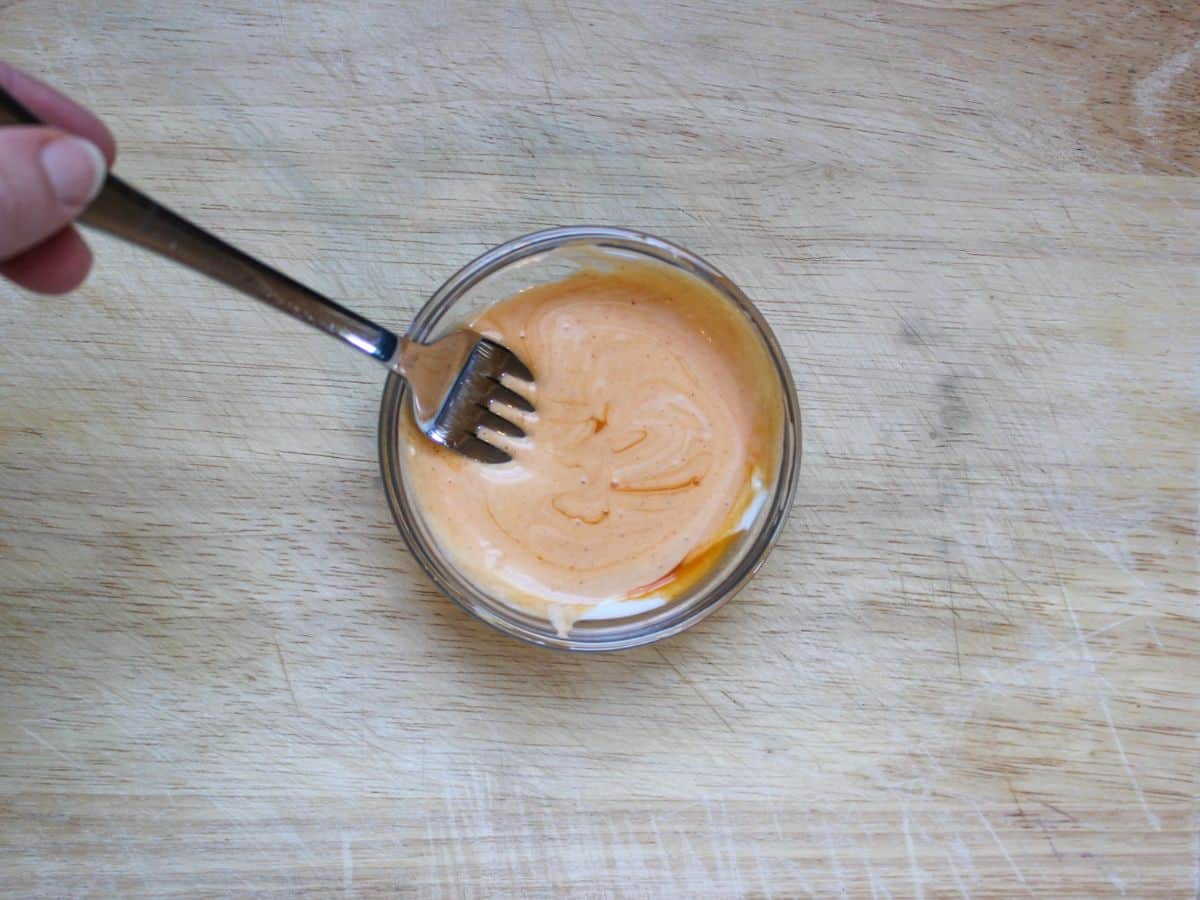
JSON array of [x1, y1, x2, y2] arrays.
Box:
[[0, 86, 534, 464]]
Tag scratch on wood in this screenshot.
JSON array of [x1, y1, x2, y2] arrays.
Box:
[[1012, 781, 1063, 862], [1146, 620, 1165, 649], [20, 726, 77, 768], [1134, 40, 1200, 139], [902, 807, 928, 899], [950, 594, 963, 678], [275, 639, 302, 715], [1037, 800, 1077, 824], [974, 806, 1030, 895], [1192, 810, 1199, 899], [655, 646, 736, 734], [1055, 557, 1161, 831], [342, 831, 354, 894]]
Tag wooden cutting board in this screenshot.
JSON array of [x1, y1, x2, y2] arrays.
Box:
[[1, 1, 1196, 895]]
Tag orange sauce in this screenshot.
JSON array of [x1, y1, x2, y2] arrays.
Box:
[[403, 259, 781, 633]]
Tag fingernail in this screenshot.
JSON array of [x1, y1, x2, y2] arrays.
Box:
[[40, 136, 106, 208]]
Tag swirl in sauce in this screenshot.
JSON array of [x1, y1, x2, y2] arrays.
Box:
[[403, 259, 781, 634]]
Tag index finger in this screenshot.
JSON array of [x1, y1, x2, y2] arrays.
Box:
[[0, 61, 115, 164]]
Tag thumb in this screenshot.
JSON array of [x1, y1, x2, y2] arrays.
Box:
[[0, 126, 106, 261]]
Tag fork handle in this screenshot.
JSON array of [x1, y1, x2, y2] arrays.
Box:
[[0, 85, 400, 366]]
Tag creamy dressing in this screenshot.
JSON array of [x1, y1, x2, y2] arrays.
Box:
[[403, 260, 780, 633]]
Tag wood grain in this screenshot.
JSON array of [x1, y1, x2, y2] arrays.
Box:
[[1, 1, 1197, 895]]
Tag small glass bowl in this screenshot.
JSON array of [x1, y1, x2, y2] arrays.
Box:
[[379, 227, 801, 651]]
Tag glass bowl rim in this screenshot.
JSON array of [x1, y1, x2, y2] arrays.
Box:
[[378, 225, 801, 651]]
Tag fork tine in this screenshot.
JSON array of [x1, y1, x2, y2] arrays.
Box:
[[451, 433, 512, 464], [477, 409, 525, 439], [489, 382, 535, 413], [501, 351, 534, 384], [417, 335, 534, 464]]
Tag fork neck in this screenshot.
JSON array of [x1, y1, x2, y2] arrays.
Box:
[[85, 174, 405, 365]]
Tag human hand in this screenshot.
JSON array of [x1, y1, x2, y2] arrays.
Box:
[[0, 62, 115, 293]]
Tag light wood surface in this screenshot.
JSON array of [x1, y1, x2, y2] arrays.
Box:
[[1, 1, 1197, 896]]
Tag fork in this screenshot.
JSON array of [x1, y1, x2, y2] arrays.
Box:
[[0, 86, 534, 464]]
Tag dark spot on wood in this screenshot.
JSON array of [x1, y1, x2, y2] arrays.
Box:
[[936, 374, 972, 443]]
